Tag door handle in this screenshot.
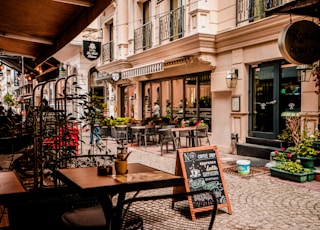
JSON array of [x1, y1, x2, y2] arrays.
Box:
[[266, 100, 277, 105]]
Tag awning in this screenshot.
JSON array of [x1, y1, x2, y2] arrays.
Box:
[[121, 61, 164, 79]]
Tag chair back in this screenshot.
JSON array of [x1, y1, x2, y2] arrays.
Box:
[[143, 125, 156, 135], [158, 128, 174, 142], [111, 190, 218, 230], [196, 125, 208, 137]]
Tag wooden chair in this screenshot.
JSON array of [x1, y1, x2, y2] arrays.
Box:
[[111, 190, 218, 230]]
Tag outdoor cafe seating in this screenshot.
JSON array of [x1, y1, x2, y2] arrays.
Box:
[[158, 128, 178, 155]]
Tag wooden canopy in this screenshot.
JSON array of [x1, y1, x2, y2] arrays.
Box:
[[0, 0, 111, 77]]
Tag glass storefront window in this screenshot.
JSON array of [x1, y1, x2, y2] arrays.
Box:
[[120, 85, 135, 118], [142, 72, 211, 131]]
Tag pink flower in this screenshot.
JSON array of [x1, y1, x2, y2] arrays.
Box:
[[274, 150, 279, 154], [287, 153, 292, 158], [281, 147, 285, 151]]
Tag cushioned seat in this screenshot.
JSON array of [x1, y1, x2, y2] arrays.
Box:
[[61, 205, 106, 229]]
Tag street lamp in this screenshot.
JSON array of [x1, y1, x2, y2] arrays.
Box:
[[226, 69, 238, 88]]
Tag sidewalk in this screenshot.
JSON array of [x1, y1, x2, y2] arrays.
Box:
[[81, 130, 320, 229]]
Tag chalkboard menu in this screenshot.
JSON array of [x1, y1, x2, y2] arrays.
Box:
[[176, 145, 232, 220]]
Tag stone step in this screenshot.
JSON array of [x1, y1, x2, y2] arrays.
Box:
[[236, 143, 282, 160], [246, 137, 283, 148]]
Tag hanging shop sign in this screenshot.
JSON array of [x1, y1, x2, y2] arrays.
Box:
[[278, 20, 320, 64], [83, 40, 101, 61]]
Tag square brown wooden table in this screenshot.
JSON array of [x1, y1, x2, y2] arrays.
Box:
[[55, 163, 184, 227], [0, 171, 26, 201]]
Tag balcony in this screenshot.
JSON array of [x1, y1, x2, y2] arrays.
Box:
[[236, 0, 287, 25], [134, 5, 184, 54], [102, 41, 114, 63], [159, 6, 184, 44], [134, 22, 153, 52]]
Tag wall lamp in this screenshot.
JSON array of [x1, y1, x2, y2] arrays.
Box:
[[296, 64, 312, 82], [226, 69, 238, 88]]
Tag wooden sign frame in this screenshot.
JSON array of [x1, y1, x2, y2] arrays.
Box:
[[174, 145, 232, 221]]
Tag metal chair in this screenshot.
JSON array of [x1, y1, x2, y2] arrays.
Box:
[[56, 154, 115, 230], [190, 126, 210, 147], [178, 129, 192, 148], [115, 125, 129, 143], [111, 190, 218, 230], [139, 125, 157, 147], [158, 129, 177, 155]]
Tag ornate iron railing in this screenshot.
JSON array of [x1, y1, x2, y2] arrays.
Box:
[[102, 40, 113, 64], [159, 6, 184, 44], [236, 0, 284, 25], [134, 22, 152, 52]]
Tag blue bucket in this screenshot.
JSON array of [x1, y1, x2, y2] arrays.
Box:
[[236, 160, 251, 175]]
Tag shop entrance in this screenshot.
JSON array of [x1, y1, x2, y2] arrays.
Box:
[[250, 60, 301, 139]]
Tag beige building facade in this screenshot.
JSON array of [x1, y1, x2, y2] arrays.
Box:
[[92, 0, 320, 155]]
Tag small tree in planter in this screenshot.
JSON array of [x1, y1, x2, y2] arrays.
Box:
[[276, 115, 317, 168]]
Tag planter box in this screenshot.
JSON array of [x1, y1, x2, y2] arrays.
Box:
[[270, 167, 315, 183]]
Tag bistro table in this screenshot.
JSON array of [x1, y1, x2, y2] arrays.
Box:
[[0, 171, 27, 228], [0, 171, 27, 199], [55, 163, 184, 227]]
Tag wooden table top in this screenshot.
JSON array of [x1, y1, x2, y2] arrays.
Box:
[[0, 171, 26, 197], [56, 163, 184, 194], [171, 126, 197, 132]]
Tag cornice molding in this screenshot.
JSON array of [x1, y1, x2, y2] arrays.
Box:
[[216, 15, 306, 53], [127, 33, 216, 66]]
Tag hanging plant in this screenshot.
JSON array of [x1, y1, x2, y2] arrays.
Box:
[[311, 61, 320, 94]]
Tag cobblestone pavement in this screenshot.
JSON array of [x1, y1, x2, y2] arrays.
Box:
[[80, 131, 320, 230]]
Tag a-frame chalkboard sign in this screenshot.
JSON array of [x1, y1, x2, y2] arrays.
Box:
[[174, 145, 232, 221]]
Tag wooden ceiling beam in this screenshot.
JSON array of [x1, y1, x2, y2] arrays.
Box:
[[51, 0, 93, 7], [0, 32, 53, 45]]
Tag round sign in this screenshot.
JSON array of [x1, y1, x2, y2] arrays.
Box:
[[278, 20, 320, 64]]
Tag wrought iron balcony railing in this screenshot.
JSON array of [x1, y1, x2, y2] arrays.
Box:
[[102, 40, 114, 64], [236, 0, 284, 25], [159, 6, 184, 44], [134, 22, 153, 53]]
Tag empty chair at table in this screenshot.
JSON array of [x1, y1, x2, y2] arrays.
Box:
[[115, 125, 129, 143], [57, 154, 115, 230], [177, 129, 192, 148], [129, 124, 140, 145], [158, 129, 178, 155], [190, 125, 210, 146], [139, 125, 157, 147]]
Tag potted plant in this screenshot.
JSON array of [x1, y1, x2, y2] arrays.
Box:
[[296, 136, 317, 168], [270, 161, 315, 182], [270, 148, 294, 163], [311, 60, 320, 94]]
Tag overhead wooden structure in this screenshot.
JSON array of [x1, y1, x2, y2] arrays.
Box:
[[0, 0, 111, 79]]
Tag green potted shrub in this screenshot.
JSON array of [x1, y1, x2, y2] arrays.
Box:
[[270, 161, 315, 182], [296, 136, 317, 168]]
